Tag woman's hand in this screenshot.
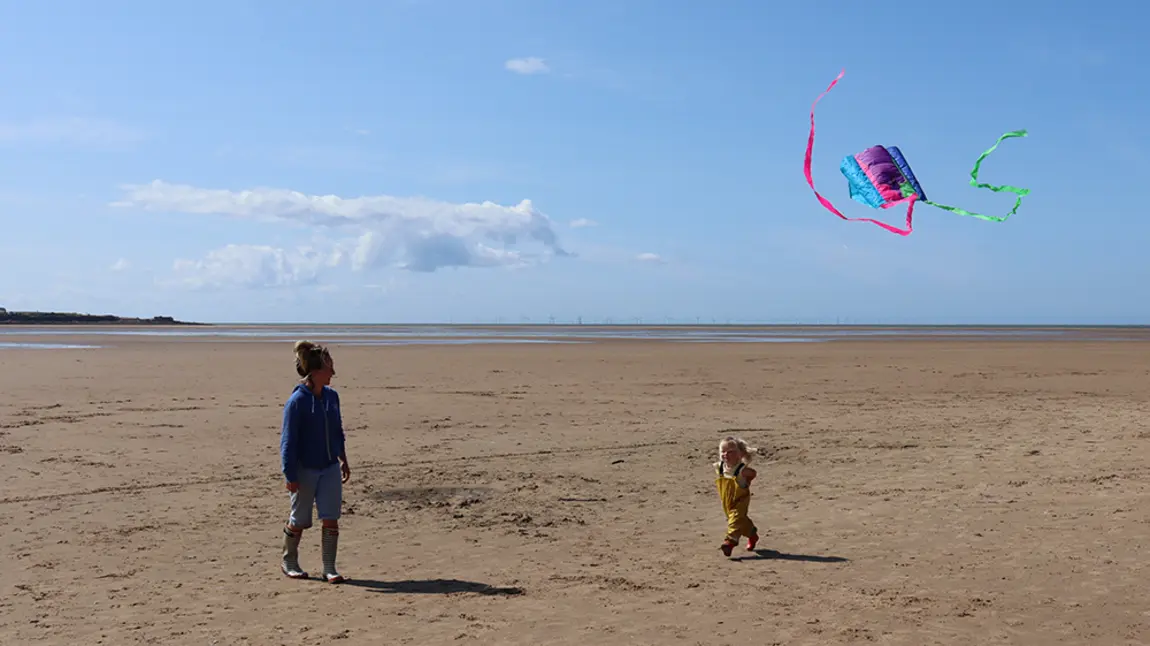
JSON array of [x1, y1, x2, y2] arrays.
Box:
[[286, 481, 299, 493], [341, 460, 351, 483]]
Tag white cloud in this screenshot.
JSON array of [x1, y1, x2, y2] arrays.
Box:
[[166, 243, 339, 290], [569, 218, 597, 228], [0, 117, 146, 146], [113, 180, 569, 288], [504, 57, 550, 75], [347, 229, 533, 273], [109, 258, 130, 272], [636, 252, 664, 263]]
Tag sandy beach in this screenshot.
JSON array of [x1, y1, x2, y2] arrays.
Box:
[[1, 329, 1148, 645]]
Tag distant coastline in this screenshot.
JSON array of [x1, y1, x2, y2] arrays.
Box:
[[0, 308, 205, 326]]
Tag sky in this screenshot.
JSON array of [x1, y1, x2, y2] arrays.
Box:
[[0, 0, 1146, 325]]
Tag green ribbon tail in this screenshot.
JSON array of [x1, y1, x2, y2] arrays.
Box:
[[923, 129, 1031, 222]]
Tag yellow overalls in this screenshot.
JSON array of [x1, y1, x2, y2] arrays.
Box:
[[715, 461, 757, 543]]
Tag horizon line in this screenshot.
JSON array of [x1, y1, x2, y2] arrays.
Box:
[[190, 321, 1150, 329]]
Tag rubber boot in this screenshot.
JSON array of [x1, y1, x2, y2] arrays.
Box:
[[321, 526, 344, 583], [281, 526, 307, 579]]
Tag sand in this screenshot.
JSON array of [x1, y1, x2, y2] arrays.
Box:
[[1, 330, 1148, 645]]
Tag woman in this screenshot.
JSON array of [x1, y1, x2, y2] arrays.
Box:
[[279, 340, 352, 583]]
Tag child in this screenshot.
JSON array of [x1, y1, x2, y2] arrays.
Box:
[[714, 435, 759, 556]]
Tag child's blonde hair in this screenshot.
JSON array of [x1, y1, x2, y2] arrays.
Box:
[[718, 435, 759, 464]]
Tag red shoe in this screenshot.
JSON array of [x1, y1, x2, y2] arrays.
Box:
[[746, 534, 759, 551], [720, 541, 734, 557]]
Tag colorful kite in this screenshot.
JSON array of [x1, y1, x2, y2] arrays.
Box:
[[804, 69, 1030, 236]]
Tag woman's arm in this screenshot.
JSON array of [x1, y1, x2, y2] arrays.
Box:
[[281, 399, 301, 486], [334, 391, 350, 482]]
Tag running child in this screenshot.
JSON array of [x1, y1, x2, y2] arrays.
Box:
[[714, 435, 760, 556]]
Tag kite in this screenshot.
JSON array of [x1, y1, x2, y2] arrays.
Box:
[[804, 69, 1030, 236]]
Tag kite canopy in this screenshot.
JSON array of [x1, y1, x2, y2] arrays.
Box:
[[842, 146, 927, 209]]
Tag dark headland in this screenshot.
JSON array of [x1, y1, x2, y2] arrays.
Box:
[[0, 307, 204, 325]]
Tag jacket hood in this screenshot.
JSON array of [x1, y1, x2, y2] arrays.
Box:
[[292, 383, 333, 414]]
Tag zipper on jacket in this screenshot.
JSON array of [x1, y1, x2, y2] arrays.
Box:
[[323, 399, 332, 462]]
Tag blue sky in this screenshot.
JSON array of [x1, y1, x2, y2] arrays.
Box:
[[0, 0, 1145, 324]]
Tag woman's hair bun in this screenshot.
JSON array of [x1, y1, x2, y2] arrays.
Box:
[[293, 340, 327, 377]]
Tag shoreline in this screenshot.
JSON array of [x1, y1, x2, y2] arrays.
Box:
[[0, 311, 205, 326], [0, 314, 1146, 331]]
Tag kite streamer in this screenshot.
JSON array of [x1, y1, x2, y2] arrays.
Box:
[[804, 69, 1030, 236]]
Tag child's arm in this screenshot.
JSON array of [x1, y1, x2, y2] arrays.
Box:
[[743, 466, 757, 485]]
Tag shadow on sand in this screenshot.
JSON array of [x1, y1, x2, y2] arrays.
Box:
[[336, 577, 525, 595], [731, 548, 849, 563]]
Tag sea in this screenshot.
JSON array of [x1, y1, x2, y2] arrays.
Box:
[[0, 324, 1147, 350]]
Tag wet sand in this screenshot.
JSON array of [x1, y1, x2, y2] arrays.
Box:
[[1, 333, 1148, 645]]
